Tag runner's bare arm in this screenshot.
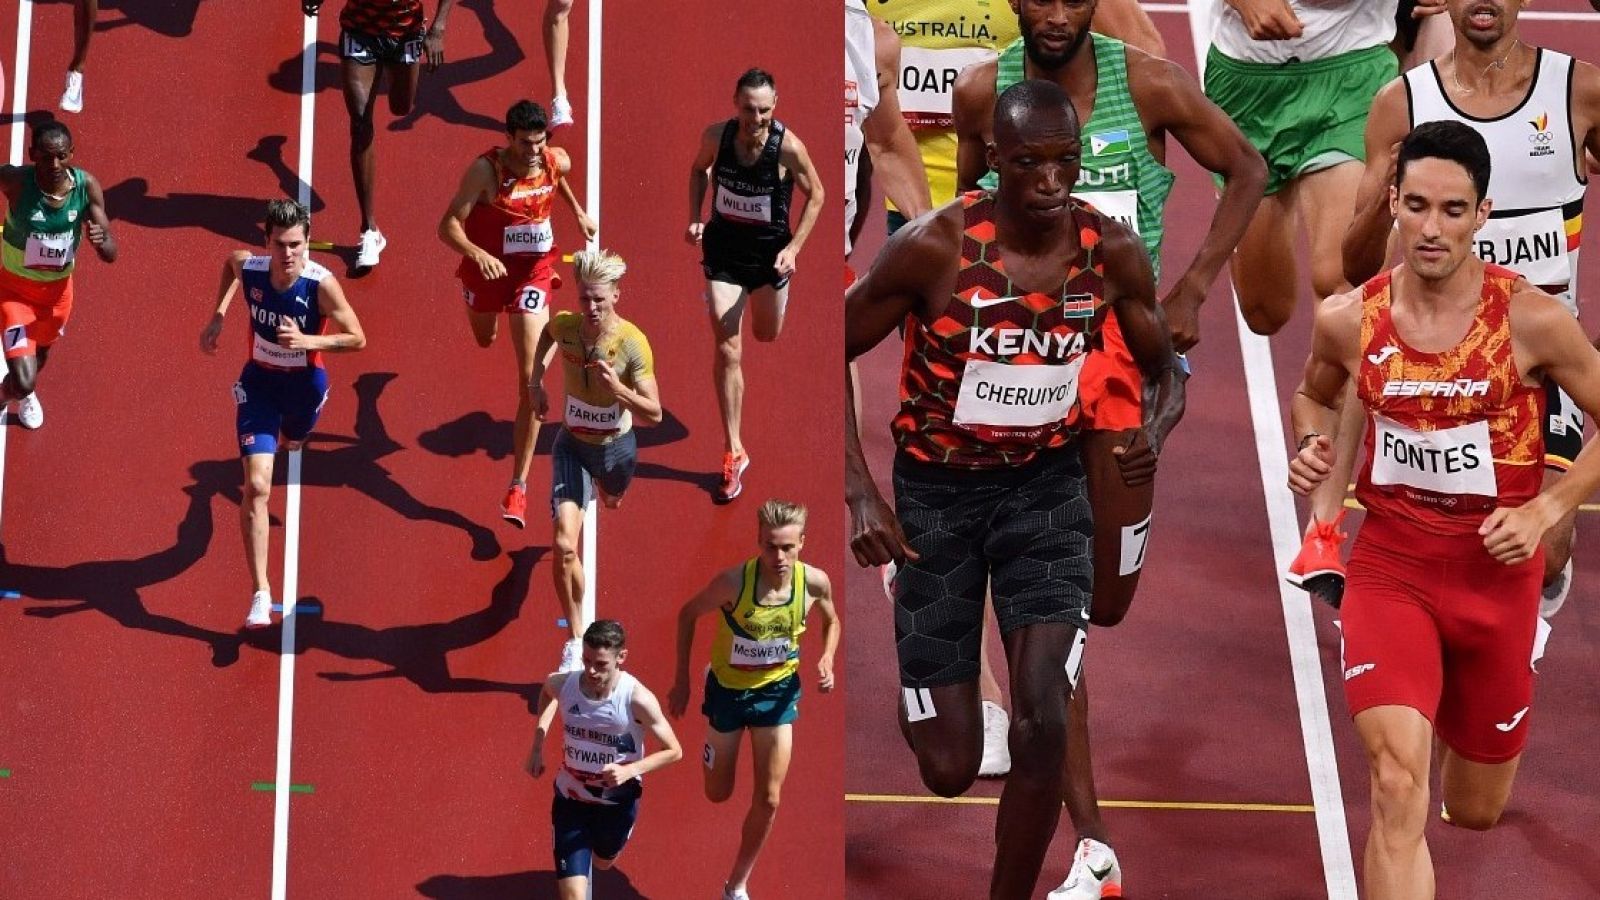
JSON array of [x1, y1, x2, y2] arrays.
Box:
[[844, 210, 955, 566], [1575, 61, 1600, 345], [667, 567, 742, 717], [864, 18, 932, 219], [551, 147, 597, 240], [201, 250, 251, 354], [529, 322, 558, 420], [82, 173, 117, 263], [604, 372, 660, 426], [524, 675, 566, 777], [803, 566, 839, 693], [298, 277, 367, 352], [1488, 289, 1600, 561], [615, 686, 684, 784], [438, 156, 506, 279], [1131, 54, 1265, 351], [951, 61, 999, 193], [1342, 80, 1411, 285], [1288, 289, 1361, 495], [686, 124, 721, 244], [424, 0, 456, 71], [851, 146, 875, 253], [1102, 218, 1183, 485], [776, 131, 825, 271], [1223, 0, 1305, 41]]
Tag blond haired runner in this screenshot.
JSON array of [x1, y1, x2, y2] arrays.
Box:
[[667, 500, 840, 900], [530, 249, 661, 673]]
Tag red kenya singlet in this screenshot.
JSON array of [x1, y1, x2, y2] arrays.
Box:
[[893, 192, 1108, 468]]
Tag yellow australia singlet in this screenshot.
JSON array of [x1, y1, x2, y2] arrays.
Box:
[[709, 558, 808, 691], [875, 0, 1019, 208], [550, 311, 655, 446]]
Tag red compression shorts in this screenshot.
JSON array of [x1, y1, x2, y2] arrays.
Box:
[[1078, 308, 1141, 432], [459, 256, 561, 316], [0, 271, 73, 360], [1340, 514, 1543, 764]]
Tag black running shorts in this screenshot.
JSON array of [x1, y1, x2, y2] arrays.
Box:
[[889, 446, 1093, 689], [340, 27, 424, 66]]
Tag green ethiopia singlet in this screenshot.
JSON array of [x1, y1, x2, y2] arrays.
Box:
[[981, 33, 1174, 279], [3, 166, 89, 282]]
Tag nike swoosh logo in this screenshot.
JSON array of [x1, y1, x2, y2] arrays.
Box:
[[1495, 706, 1529, 732], [1088, 862, 1113, 881], [968, 295, 1023, 309]]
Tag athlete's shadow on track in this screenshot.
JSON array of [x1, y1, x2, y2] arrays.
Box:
[[102, 136, 326, 245], [0, 465, 247, 667], [417, 868, 647, 899], [244, 546, 545, 712], [265, 0, 522, 135], [52, 0, 207, 38], [418, 406, 724, 497]]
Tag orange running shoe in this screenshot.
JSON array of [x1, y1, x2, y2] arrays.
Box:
[[716, 451, 750, 503], [501, 483, 527, 529], [1287, 509, 1348, 608]]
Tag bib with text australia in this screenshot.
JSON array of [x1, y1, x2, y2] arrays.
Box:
[[953, 357, 1083, 438], [1370, 414, 1497, 499]]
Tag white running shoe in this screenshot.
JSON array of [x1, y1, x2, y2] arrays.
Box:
[[1540, 555, 1573, 619], [558, 637, 583, 673], [356, 229, 387, 268], [550, 95, 574, 128], [60, 70, 83, 113], [245, 590, 273, 629], [881, 560, 896, 601], [722, 886, 750, 900], [15, 392, 42, 430], [977, 699, 1011, 777], [1048, 838, 1123, 899]]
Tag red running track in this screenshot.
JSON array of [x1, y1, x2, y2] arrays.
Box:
[[0, 1, 843, 898], [846, 3, 1600, 898]]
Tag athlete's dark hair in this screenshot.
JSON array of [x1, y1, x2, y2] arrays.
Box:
[[584, 619, 627, 651], [1395, 120, 1491, 203], [31, 120, 71, 150], [993, 79, 1079, 146], [735, 68, 776, 94], [506, 100, 548, 134], [264, 199, 312, 239]]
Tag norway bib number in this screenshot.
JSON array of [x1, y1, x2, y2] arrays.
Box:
[[565, 396, 621, 434], [252, 332, 307, 368], [25, 231, 74, 270], [730, 634, 792, 670], [1370, 415, 1497, 507], [952, 358, 1082, 441], [715, 185, 772, 225], [1074, 190, 1138, 234], [503, 219, 554, 255]]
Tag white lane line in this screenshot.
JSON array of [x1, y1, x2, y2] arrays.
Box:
[[269, 12, 319, 900], [1184, 2, 1357, 897], [1147, 2, 1600, 19], [581, 0, 601, 634], [0, 0, 34, 535]]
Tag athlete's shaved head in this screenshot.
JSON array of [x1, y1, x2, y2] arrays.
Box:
[[505, 100, 548, 135], [993, 79, 1079, 150], [31, 120, 71, 151]]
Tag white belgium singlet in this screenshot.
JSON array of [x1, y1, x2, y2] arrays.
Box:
[[846, 0, 879, 256], [1406, 49, 1587, 314], [553, 671, 646, 805]]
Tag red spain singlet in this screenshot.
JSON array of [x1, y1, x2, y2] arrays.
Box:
[[456, 147, 562, 281], [1354, 264, 1544, 536]]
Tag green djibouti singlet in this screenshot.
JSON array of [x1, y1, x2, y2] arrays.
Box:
[[982, 33, 1174, 280]]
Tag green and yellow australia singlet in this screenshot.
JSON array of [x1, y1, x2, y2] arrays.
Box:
[[710, 558, 808, 691]]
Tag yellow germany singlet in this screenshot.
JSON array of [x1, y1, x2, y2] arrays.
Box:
[[709, 558, 807, 691], [549, 311, 655, 446], [875, 0, 1019, 208]]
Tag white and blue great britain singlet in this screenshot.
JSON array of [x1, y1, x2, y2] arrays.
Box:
[[1406, 49, 1587, 315], [845, 0, 879, 256], [553, 671, 646, 805]]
